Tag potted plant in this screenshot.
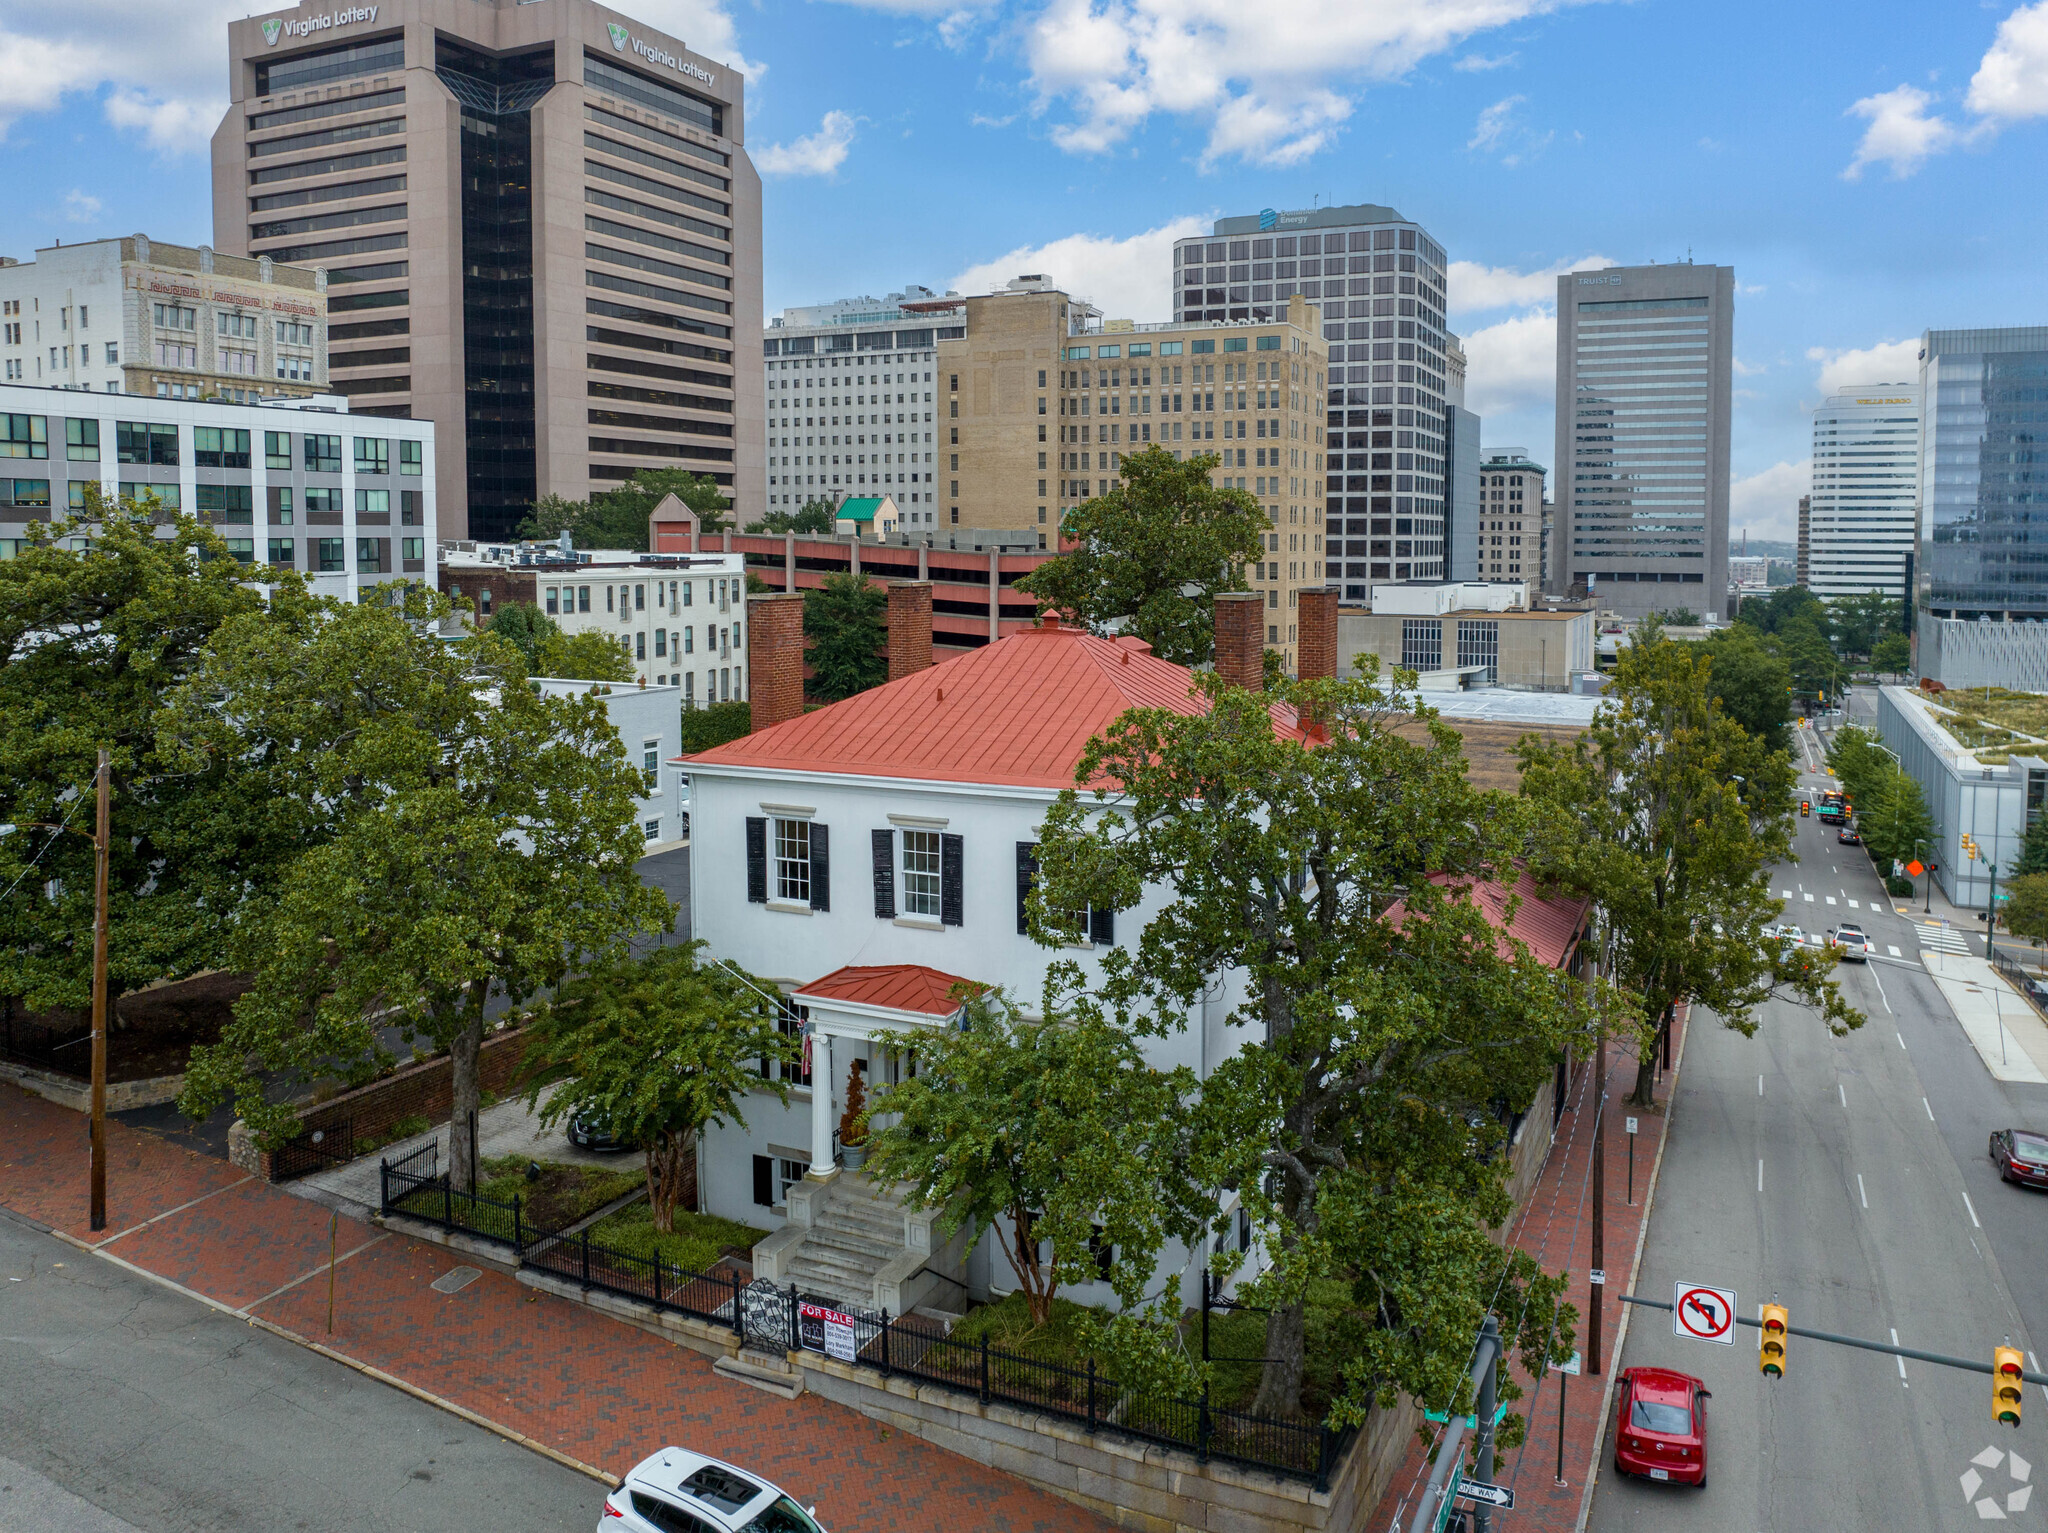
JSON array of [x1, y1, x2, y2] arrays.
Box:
[[838, 1059, 869, 1171]]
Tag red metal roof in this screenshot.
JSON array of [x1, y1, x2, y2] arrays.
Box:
[[794, 964, 983, 1017], [685, 618, 1310, 789], [1386, 868, 1589, 970]]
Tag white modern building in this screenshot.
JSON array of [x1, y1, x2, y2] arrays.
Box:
[[761, 289, 944, 523], [1806, 383, 1919, 603], [532, 677, 685, 848], [1878, 683, 2048, 909], [0, 381, 434, 599], [0, 235, 328, 403]]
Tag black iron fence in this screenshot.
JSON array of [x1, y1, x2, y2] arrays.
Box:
[[0, 1013, 93, 1074], [273, 1119, 356, 1181], [376, 1145, 1342, 1488], [1993, 948, 2048, 1019]]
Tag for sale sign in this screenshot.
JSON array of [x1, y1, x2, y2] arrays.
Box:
[[798, 1300, 859, 1361]]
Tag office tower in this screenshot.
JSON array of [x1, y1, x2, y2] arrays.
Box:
[[1445, 407, 1481, 580], [1796, 494, 1810, 586], [1551, 263, 1733, 617], [214, 0, 762, 542], [761, 289, 947, 524], [1806, 383, 1919, 603], [1171, 206, 1452, 596], [1919, 328, 2048, 620], [0, 235, 327, 403], [0, 380, 436, 597], [1471, 448, 1544, 584]]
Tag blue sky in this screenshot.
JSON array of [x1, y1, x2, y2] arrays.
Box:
[[6, 0, 2047, 541]]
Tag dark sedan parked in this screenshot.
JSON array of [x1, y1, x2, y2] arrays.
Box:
[[1991, 1129, 2048, 1189]]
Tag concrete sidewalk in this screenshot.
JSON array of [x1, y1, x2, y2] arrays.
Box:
[[0, 1084, 1108, 1533], [1921, 950, 2048, 1083]]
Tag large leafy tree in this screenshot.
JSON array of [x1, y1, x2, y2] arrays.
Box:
[[487, 603, 558, 674], [1829, 727, 1935, 877], [518, 470, 731, 550], [748, 501, 837, 535], [0, 497, 288, 1013], [520, 942, 795, 1232], [1033, 671, 1590, 1427], [536, 628, 635, 682], [1872, 632, 1912, 678], [1016, 447, 1264, 666], [169, 586, 671, 1187], [1693, 625, 1793, 755], [1519, 636, 1862, 1110], [1828, 590, 1904, 659], [803, 572, 886, 701], [865, 980, 1200, 1365]]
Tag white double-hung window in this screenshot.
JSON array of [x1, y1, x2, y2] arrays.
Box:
[[775, 818, 811, 904], [901, 829, 942, 917]]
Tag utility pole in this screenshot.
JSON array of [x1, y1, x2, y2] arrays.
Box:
[[1474, 1313, 1499, 1533], [1589, 926, 1608, 1375], [89, 747, 111, 1234]]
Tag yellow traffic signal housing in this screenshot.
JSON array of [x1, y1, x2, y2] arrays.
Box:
[[1760, 1305, 1788, 1377], [1996, 1346, 2025, 1426]]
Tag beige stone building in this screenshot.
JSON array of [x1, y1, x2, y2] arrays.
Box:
[[212, 0, 762, 542], [1476, 448, 1544, 585], [906, 280, 1329, 670], [0, 236, 326, 403]]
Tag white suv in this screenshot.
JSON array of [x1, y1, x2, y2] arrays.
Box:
[[599, 1450, 826, 1533], [1830, 924, 1872, 963]]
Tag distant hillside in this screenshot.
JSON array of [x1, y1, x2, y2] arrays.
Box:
[[1732, 539, 1796, 560]]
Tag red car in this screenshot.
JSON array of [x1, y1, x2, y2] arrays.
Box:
[[1991, 1128, 2048, 1189], [1613, 1366, 1709, 1487]]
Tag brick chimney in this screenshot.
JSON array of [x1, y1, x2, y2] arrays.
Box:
[[887, 581, 933, 681], [1213, 591, 1265, 692], [748, 592, 806, 733], [1297, 586, 1339, 682]]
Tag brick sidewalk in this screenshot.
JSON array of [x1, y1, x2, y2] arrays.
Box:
[[1364, 1008, 1690, 1533], [0, 1084, 1109, 1533]]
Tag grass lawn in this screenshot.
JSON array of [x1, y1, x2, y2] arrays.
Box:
[[476, 1154, 644, 1232], [586, 1201, 764, 1275]]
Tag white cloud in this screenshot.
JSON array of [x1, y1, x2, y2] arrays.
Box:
[[0, 0, 758, 151], [61, 189, 100, 224], [1454, 51, 1517, 71], [1807, 338, 1921, 395], [998, 0, 1605, 166], [1968, 0, 2048, 120], [1447, 254, 1613, 313], [1843, 84, 1962, 179], [971, 111, 1017, 127], [756, 112, 857, 176], [1459, 308, 1558, 422], [1730, 461, 1810, 545], [949, 215, 1207, 322], [1731, 356, 1767, 377], [1467, 94, 1522, 151]]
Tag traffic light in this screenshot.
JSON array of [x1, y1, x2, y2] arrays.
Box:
[[1760, 1304, 1788, 1378], [1996, 1346, 2025, 1427]]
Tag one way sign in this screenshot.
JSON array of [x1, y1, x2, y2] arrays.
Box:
[[1456, 1479, 1515, 1509]]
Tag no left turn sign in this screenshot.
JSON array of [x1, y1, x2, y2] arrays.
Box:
[[1673, 1281, 1738, 1344]]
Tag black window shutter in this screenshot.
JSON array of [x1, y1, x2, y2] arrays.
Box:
[[872, 828, 895, 919], [809, 823, 830, 911], [941, 833, 964, 927], [752, 1155, 774, 1207], [745, 817, 767, 903], [1089, 902, 1115, 947], [1016, 843, 1038, 935]]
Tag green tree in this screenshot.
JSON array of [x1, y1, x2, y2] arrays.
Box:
[[169, 586, 671, 1188], [0, 496, 290, 1014], [865, 981, 1199, 1357], [1654, 607, 1702, 627], [677, 700, 754, 752], [1823, 725, 1891, 806], [2014, 810, 2048, 880], [487, 603, 559, 674], [1828, 590, 1903, 659], [748, 500, 836, 535], [1016, 446, 1265, 666], [1695, 625, 1793, 755], [1033, 669, 1588, 1426], [520, 942, 795, 1231], [1872, 632, 1912, 678], [803, 571, 886, 701], [1774, 615, 1849, 705], [1519, 635, 1863, 1110], [1736, 583, 1830, 638], [536, 628, 635, 682], [2003, 874, 2048, 949], [517, 471, 732, 551], [1857, 770, 1935, 877]]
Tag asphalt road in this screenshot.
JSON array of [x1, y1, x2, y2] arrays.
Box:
[[0, 1209, 602, 1532], [1590, 727, 2048, 1531]]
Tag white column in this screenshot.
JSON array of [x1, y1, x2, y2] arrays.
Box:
[[809, 1029, 834, 1176]]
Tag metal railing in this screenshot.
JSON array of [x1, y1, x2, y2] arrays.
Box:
[[1992, 947, 2048, 1020]]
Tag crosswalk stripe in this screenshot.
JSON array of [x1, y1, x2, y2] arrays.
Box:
[[1889, 945, 1902, 957], [1826, 896, 1838, 906], [1849, 899, 1860, 909], [1914, 922, 1972, 955], [1805, 893, 1815, 902]]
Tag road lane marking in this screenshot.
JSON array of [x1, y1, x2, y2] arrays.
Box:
[[1925, 1098, 1936, 1122], [1964, 1190, 1982, 1229], [1805, 893, 1815, 903], [1827, 896, 1838, 906], [1873, 968, 1894, 1014], [1859, 1173, 1869, 1209], [1889, 945, 1902, 957], [1840, 1082, 1849, 1108], [1759, 1158, 1765, 1193], [1759, 1074, 1764, 1096], [1849, 899, 1860, 909], [1899, 1031, 1908, 1050], [1894, 1329, 1908, 1385]]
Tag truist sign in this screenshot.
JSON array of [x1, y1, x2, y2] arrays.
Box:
[[607, 18, 717, 87], [263, 6, 379, 45]]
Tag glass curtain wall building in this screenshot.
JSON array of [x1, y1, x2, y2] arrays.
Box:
[[1172, 205, 1451, 595], [214, 0, 763, 541], [1919, 328, 2048, 620], [1806, 384, 1919, 606], [1550, 264, 1733, 617]]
